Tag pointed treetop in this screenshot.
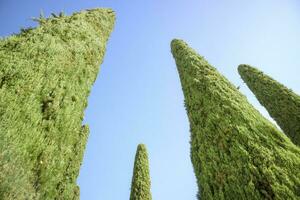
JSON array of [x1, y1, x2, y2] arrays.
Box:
[[171, 39, 300, 199], [171, 39, 207, 65], [238, 64, 300, 146], [130, 144, 152, 200], [137, 143, 147, 151]]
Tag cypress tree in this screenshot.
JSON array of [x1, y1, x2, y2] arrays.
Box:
[[0, 8, 115, 199], [238, 64, 300, 146], [130, 144, 152, 200], [171, 39, 300, 199]]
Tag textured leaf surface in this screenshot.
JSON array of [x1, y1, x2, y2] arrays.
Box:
[[130, 144, 152, 200], [0, 8, 115, 199], [171, 39, 300, 200], [238, 64, 300, 146]]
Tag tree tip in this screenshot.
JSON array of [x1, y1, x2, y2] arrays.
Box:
[[238, 64, 252, 75], [136, 144, 148, 153], [170, 38, 186, 52], [171, 38, 183, 46], [137, 143, 146, 149]]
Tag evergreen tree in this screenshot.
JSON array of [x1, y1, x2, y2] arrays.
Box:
[[171, 39, 300, 199], [0, 8, 115, 199], [238, 64, 300, 146], [130, 144, 152, 200]]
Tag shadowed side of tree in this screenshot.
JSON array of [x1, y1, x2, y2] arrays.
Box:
[[238, 64, 300, 146], [171, 39, 300, 200], [0, 8, 115, 199], [130, 144, 152, 200]]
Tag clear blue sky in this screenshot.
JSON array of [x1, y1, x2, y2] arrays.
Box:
[[1, 1, 300, 199]]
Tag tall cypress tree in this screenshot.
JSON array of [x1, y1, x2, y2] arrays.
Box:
[[238, 64, 300, 146], [0, 8, 115, 199], [171, 39, 300, 199], [130, 144, 152, 200]]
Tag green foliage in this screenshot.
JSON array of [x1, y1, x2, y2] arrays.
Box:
[[171, 39, 300, 199], [0, 8, 115, 199], [238, 64, 300, 146], [130, 144, 152, 200]]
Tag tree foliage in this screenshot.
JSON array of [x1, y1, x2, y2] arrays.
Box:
[[130, 144, 152, 200], [238, 64, 300, 146], [171, 39, 300, 200], [0, 8, 115, 199]]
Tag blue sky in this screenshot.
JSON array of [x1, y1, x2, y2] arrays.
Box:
[[1, 1, 300, 199]]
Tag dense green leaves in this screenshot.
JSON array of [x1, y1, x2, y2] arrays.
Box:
[[0, 8, 115, 199], [130, 144, 152, 200], [171, 39, 300, 199], [238, 64, 300, 146]]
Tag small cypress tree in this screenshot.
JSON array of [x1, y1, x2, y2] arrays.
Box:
[[171, 39, 300, 199], [0, 8, 115, 199], [238, 64, 300, 146], [130, 144, 152, 200]]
